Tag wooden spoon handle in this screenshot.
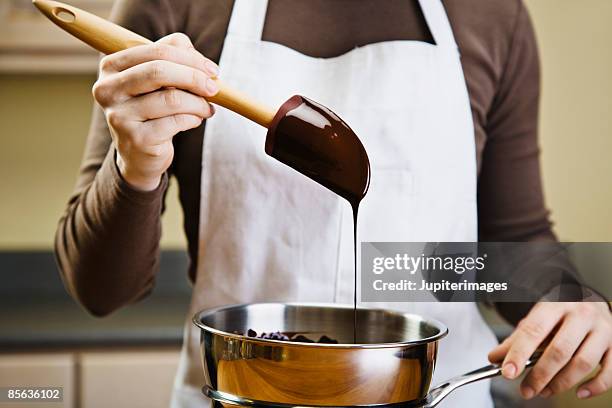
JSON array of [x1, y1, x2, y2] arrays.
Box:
[[32, 0, 276, 128]]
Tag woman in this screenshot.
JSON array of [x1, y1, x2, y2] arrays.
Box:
[[55, 0, 611, 406]]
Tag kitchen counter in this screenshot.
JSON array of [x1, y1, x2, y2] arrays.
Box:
[[0, 296, 190, 350], [0, 250, 191, 350]]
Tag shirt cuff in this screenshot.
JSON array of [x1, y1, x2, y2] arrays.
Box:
[[103, 148, 169, 205]]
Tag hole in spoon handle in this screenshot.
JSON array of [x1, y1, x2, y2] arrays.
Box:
[[52, 7, 75, 23]]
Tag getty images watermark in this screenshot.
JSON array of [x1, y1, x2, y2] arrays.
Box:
[[361, 242, 612, 302]]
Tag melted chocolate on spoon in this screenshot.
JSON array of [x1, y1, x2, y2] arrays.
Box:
[[266, 96, 371, 343]]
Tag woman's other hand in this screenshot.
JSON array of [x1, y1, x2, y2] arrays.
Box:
[[489, 302, 611, 400]]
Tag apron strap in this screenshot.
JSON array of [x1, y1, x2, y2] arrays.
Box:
[[418, 0, 459, 51], [227, 0, 269, 40]]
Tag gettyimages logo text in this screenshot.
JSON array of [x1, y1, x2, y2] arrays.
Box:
[[372, 252, 487, 275]]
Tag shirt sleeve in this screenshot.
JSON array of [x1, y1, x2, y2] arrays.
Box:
[[476, 2, 578, 324], [54, 0, 177, 316], [477, 1, 554, 243]]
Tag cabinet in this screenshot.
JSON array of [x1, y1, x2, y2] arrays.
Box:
[[0, 353, 75, 408], [0, 348, 180, 408], [80, 350, 179, 408]]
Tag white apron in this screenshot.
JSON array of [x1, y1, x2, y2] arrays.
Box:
[[171, 1, 498, 407]]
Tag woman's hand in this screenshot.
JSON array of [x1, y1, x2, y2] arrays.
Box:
[[489, 302, 612, 400], [92, 33, 219, 191]]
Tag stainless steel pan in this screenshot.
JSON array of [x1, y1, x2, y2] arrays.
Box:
[[193, 303, 538, 408]]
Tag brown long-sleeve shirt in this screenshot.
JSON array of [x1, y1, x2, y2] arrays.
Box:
[[55, 0, 555, 318]]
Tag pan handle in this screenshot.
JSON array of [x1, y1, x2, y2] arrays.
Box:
[[417, 353, 541, 408]]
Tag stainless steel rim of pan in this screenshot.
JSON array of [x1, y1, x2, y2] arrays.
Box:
[[192, 302, 449, 347]]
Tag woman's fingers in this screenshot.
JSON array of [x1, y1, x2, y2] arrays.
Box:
[[94, 32, 221, 108], [488, 302, 611, 400], [99, 33, 219, 77], [542, 329, 609, 396], [126, 59, 217, 97], [100, 43, 217, 77], [142, 114, 204, 144], [501, 303, 566, 380], [578, 351, 611, 398], [488, 332, 514, 363], [520, 312, 591, 398], [158, 32, 196, 48], [94, 59, 219, 106], [122, 89, 214, 122], [156, 33, 218, 76]]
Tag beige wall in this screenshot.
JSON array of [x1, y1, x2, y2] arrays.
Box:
[[525, 0, 612, 241], [0, 0, 610, 250], [0, 75, 186, 249]]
